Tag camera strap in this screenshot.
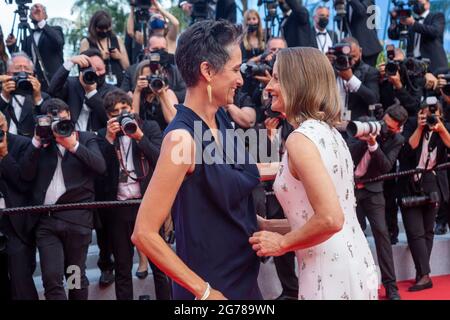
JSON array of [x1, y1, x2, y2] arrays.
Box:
[[30, 30, 50, 88], [114, 137, 149, 182]]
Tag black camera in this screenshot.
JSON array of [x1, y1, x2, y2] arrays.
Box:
[[392, 0, 415, 19], [240, 61, 273, 78], [423, 96, 439, 127], [79, 66, 98, 86], [441, 74, 450, 96], [35, 114, 75, 144], [328, 43, 352, 71], [188, 0, 211, 22], [404, 57, 429, 78], [401, 191, 439, 208], [385, 44, 400, 76], [12, 71, 33, 95], [117, 111, 138, 135], [147, 52, 168, 91]]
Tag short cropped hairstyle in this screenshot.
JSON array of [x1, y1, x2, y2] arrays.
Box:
[[385, 104, 409, 126], [104, 89, 132, 114], [276, 47, 341, 126], [41, 98, 70, 115], [175, 19, 242, 88], [341, 36, 360, 48]]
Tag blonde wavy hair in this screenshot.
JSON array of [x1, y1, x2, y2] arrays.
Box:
[[242, 9, 265, 52], [277, 47, 341, 127]]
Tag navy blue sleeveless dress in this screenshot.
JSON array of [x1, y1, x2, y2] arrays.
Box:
[[164, 104, 262, 300]]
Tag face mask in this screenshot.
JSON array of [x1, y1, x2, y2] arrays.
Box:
[[413, 3, 426, 15], [318, 17, 329, 30], [150, 19, 165, 30], [97, 74, 106, 87], [97, 30, 111, 39], [247, 24, 258, 33]]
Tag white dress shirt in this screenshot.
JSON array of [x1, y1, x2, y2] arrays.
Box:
[[413, 10, 430, 58], [315, 27, 332, 54], [355, 143, 379, 178], [116, 136, 142, 201], [1, 93, 43, 135]]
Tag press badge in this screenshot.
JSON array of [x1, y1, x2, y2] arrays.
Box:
[[342, 110, 352, 122], [106, 73, 118, 86]]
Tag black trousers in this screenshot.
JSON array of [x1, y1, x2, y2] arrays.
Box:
[[265, 183, 299, 298], [3, 217, 38, 300], [435, 169, 450, 226], [110, 205, 172, 300], [384, 179, 400, 239], [36, 216, 92, 300], [94, 209, 114, 272], [401, 173, 440, 277], [356, 189, 397, 288]]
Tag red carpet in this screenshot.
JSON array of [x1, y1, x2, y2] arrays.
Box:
[[379, 275, 450, 300]]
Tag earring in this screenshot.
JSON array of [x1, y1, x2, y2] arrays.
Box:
[[207, 83, 213, 104]]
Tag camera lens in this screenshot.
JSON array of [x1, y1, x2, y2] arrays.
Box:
[[81, 68, 98, 85], [150, 77, 164, 91], [53, 120, 75, 137], [120, 116, 138, 135]]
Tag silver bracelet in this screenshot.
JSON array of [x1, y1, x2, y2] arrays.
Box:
[[195, 282, 211, 300]]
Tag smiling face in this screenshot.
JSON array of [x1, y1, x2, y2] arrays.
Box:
[[265, 60, 285, 113], [209, 44, 244, 106]]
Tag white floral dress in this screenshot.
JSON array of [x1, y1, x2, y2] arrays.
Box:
[[273, 119, 379, 300]]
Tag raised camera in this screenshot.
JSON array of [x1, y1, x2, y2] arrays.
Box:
[[385, 44, 399, 76], [12, 71, 33, 95], [347, 120, 385, 138], [328, 43, 352, 71], [117, 111, 138, 135], [79, 66, 98, 85], [424, 96, 439, 127]]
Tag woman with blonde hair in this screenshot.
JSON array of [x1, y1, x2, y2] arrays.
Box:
[[250, 47, 379, 300], [241, 9, 265, 62]]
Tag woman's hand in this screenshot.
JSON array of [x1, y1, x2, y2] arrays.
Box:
[[249, 231, 286, 257], [135, 76, 149, 94], [110, 48, 122, 60]]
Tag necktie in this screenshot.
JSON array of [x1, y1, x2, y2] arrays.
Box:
[[317, 32, 327, 36]]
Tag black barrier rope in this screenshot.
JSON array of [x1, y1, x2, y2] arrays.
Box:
[[356, 162, 450, 185], [0, 200, 142, 215]]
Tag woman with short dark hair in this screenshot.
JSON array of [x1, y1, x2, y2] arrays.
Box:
[[80, 10, 130, 87], [132, 20, 262, 300]]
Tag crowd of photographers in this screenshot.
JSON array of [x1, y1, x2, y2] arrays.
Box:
[[0, 0, 449, 301]]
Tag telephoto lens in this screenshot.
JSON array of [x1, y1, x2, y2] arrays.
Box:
[[401, 192, 439, 208], [117, 112, 138, 135], [52, 119, 75, 137], [346, 121, 383, 138]]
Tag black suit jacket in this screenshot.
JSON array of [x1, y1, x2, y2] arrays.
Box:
[[349, 133, 405, 192], [20, 132, 107, 228], [0, 134, 37, 245], [379, 75, 423, 116], [216, 0, 236, 23], [388, 12, 447, 73], [95, 120, 162, 201], [9, 24, 65, 90], [344, 61, 380, 120], [48, 66, 115, 132], [343, 0, 382, 58], [0, 93, 49, 138], [398, 118, 450, 202], [282, 0, 314, 48]]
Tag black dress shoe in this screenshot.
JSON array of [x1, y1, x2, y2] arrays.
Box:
[[408, 280, 433, 292], [274, 293, 298, 301], [99, 270, 115, 288], [135, 270, 148, 279], [385, 286, 401, 300], [435, 224, 448, 235]]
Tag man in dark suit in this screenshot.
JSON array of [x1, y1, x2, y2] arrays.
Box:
[[48, 49, 116, 133], [349, 104, 408, 300], [0, 111, 39, 300], [0, 52, 48, 138], [388, 0, 447, 74], [280, 0, 314, 48], [329, 37, 380, 122], [6, 3, 64, 92], [311, 5, 338, 54], [96, 89, 171, 300], [20, 98, 106, 300], [342, 0, 382, 67]]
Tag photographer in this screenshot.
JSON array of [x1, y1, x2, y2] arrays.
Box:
[[343, 0, 382, 67], [398, 98, 450, 291], [132, 59, 178, 131], [328, 37, 379, 122], [0, 111, 39, 300], [127, 0, 180, 55], [241, 9, 265, 63], [279, 0, 314, 48], [80, 10, 130, 87], [121, 35, 186, 103], [378, 47, 423, 116], [0, 52, 48, 138], [95, 89, 171, 300], [0, 26, 7, 76], [348, 104, 408, 300], [20, 98, 106, 300], [179, 0, 237, 25], [388, 0, 447, 73], [49, 49, 116, 132], [6, 3, 64, 92], [311, 5, 338, 54]]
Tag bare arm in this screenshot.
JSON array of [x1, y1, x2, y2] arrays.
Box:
[[132, 130, 225, 299], [225, 105, 256, 129], [117, 36, 130, 70], [158, 88, 178, 124], [79, 38, 90, 53], [250, 132, 345, 256]]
